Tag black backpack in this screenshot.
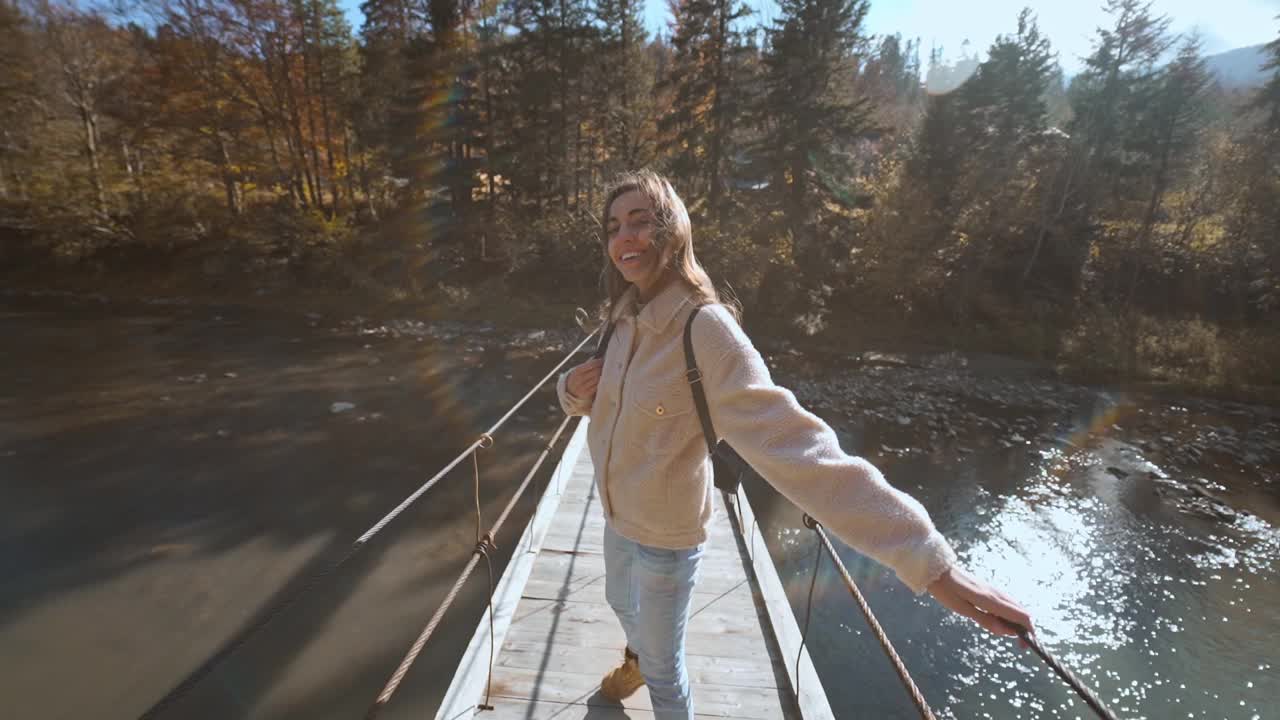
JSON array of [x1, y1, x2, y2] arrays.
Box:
[[592, 306, 751, 494]]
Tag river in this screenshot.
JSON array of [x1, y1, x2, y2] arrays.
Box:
[[1, 293, 1276, 719]]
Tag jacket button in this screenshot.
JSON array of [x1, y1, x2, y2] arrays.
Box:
[[656, 404, 665, 416]]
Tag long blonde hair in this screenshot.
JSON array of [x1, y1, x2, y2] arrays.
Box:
[[599, 170, 741, 323]]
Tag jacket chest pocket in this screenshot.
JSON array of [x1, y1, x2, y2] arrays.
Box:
[[627, 377, 695, 456]]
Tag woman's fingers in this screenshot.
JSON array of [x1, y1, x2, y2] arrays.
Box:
[[957, 574, 1033, 633], [568, 359, 603, 399], [928, 566, 1034, 642]]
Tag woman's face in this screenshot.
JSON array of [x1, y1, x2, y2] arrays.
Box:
[[606, 189, 666, 296]]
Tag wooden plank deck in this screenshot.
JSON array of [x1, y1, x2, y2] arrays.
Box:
[[437, 418, 831, 720]]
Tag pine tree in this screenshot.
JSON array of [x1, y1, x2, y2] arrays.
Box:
[[1230, 25, 1280, 312], [955, 8, 1054, 156], [0, 0, 38, 202], [1122, 35, 1210, 301], [857, 34, 923, 132], [357, 0, 425, 209], [658, 0, 752, 219], [758, 0, 874, 274], [502, 0, 592, 209], [595, 0, 652, 180], [1068, 0, 1173, 217]]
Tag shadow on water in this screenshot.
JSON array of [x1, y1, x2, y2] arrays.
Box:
[[0, 295, 582, 720]]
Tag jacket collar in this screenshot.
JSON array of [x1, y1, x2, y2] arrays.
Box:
[[613, 281, 693, 334]]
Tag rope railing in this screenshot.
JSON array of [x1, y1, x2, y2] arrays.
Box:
[[139, 321, 600, 720], [801, 514, 938, 720], [793, 511, 1122, 720], [364, 413, 577, 719]]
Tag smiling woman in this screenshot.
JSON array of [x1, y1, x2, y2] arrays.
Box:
[[554, 169, 1037, 720]]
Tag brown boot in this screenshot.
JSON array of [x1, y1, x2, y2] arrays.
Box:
[[599, 647, 645, 700]]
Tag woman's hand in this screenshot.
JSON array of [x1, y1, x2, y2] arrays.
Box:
[[566, 358, 603, 403], [927, 566, 1034, 641]]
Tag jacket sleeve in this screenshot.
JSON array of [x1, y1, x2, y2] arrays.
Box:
[[692, 305, 956, 594], [556, 364, 593, 417]]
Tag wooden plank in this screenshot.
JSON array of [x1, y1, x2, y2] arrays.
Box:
[[506, 598, 775, 649], [486, 665, 798, 720], [523, 546, 756, 598], [479, 697, 769, 720], [496, 639, 786, 690], [727, 488, 834, 720], [444, 420, 815, 720], [433, 419, 591, 720]]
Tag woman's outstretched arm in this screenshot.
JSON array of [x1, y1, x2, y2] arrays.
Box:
[[692, 306, 1032, 634]]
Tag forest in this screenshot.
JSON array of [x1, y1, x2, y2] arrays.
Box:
[[1, 0, 1278, 390]]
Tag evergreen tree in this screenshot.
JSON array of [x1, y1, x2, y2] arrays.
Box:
[[357, 0, 425, 209], [1068, 0, 1173, 217], [1228, 24, 1280, 312], [1122, 35, 1210, 301], [658, 0, 752, 219], [857, 34, 923, 132], [503, 0, 592, 209], [0, 0, 38, 202], [595, 0, 653, 180], [758, 0, 874, 274]]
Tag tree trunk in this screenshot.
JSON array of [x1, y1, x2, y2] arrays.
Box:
[[358, 147, 378, 220], [280, 35, 318, 208], [216, 133, 241, 215], [342, 125, 357, 216], [78, 105, 107, 217], [1125, 121, 1177, 306], [121, 139, 146, 204], [313, 5, 340, 216], [558, 0, 570, 209], [1020, 143, 1082, 290], [708, 0, 729, 222], [302, 32, 327, 215]]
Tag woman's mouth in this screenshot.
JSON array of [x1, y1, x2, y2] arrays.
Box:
[[619, 250, 644, 266]]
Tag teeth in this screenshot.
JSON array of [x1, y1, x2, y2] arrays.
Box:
[[621, 252, 640, 261]]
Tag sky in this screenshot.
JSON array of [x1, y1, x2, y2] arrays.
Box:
[[338, 0, 1280, 74]]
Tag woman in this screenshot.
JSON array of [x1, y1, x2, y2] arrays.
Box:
[[556, 170, 1032, 719]]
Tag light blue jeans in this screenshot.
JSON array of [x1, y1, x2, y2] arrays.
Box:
[[603, 522, 707, 720]]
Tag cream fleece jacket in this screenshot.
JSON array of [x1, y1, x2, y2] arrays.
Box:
[[556, 281, 957, 594]]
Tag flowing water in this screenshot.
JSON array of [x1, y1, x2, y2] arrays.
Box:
[[2, 294, 1276, 719], [746, 350, 1280, 720]]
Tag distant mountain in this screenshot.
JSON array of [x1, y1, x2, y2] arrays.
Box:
[[1204, 44, 1270, 89]]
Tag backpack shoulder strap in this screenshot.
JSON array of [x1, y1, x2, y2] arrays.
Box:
[[683, 305, 718, 456], [593, 322, 615, 360]]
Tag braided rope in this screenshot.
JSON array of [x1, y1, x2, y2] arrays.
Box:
[[805, 515, 938, 720], [1019, 627, 1120, 720], [365, 414, 576, 718]]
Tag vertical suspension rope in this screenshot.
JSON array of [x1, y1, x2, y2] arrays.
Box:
[[795, 533, 824, 699], [365, 415, 576, 719], [472, 434, 496, 712]]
